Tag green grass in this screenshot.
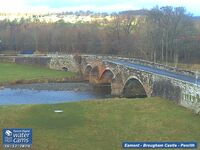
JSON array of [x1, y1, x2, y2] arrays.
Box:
[[0, 97, 199, 150], [0, 63, 76, 83], [167, 63, 200, 72]]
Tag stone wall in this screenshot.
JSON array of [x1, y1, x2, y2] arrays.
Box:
[[0, 55, 79, 72], [0, 55, 50, 66], [15, 56, 50, 66], [49, 55, 78, 72], [0, 55, 15, 63], [152, 79, 181, 103]]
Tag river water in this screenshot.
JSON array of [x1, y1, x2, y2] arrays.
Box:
[[0, 82, 111, 105]]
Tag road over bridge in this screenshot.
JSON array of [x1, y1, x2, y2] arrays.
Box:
[[111, 60, 200, 85]]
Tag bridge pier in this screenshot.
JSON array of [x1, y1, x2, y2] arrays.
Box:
[[111, 80, 123, 97]]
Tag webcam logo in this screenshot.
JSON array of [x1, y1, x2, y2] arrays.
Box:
[[5, 130, 12, 137], [2, 128, 32, 148]]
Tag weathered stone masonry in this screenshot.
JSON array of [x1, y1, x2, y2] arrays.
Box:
[[82, 55, 200, 113]]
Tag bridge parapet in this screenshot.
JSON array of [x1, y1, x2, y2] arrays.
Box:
[[126, 58, 199, 79], [82, 55, 200, 79]]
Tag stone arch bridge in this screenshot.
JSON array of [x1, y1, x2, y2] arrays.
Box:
[[80, 55, 200, 113], [0, 54, 199, 113]]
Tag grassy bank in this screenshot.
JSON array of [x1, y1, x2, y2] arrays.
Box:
[[167, 63, 200, 72], [0, 97, 199, 150], [0, 63, 76, 85]]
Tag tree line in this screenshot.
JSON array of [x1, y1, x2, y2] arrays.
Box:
[[0, 6, 200, 64]]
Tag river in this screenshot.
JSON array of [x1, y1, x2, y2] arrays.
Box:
[[0, 82, 111, 105]]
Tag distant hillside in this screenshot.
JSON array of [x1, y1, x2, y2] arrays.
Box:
[[0, 10, 148, 23], [119, 9, 149, 16]]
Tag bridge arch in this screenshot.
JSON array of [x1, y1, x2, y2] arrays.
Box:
[[90, 66, 99, 76], [99, 68, 115, 83], [89, 66, 99, 83], [123, 76, 147, 98], [84, 64, 93, 80]]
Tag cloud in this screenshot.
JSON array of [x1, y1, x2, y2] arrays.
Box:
[[134, 0, 200, 15], [0, 0, 199, 15], [0, 0, 138, 13], [52, 4, 138, 12], [0, 0, 50, 13]]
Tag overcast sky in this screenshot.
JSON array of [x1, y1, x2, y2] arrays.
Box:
[[0, 0, 199, 16]]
